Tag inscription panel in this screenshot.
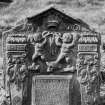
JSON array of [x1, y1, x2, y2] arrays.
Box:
[[32, 75, 73, 105], [6, 44, 26, 51], [78, 44, 97, 52]]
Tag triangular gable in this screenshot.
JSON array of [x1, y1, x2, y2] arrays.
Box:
[[3, 5, 92, 34], [27, 5, 90, 30]]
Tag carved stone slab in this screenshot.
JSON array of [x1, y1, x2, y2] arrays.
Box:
[[32, 75, 80, 105], [3, 6, 101, 105]]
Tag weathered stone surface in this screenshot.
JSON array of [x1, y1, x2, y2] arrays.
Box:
[[77, 33, 101, 105], [2, 5, 101, 105], [32, 75, 81, 105]]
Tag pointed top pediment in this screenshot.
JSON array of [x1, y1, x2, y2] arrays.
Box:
[[27, 5, 78, 21], [3, 5, 92, 34], [26, 5, 90, 29]]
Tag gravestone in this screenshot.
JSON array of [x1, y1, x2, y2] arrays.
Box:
[[2, 5, 101, 105]]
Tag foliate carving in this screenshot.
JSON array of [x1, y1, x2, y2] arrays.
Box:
[[77, 32, 100, 105], [7, 55, 28, 90], [6, 32, 29, 91], [77, 53, 100, 104]]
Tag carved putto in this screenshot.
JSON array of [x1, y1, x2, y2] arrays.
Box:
[[27, 30, 78, 73], [47, 32, 77, 72]]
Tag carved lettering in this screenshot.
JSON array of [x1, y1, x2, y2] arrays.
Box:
[[78, 44, 97, 52]]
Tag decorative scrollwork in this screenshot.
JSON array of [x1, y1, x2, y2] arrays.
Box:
[[7, 54, 28, 90], [77, 53, 100, 105]]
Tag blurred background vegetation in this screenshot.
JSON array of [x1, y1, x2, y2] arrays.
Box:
[[0, 0, 105, 60], [0, 0, 105, 32], [0, 0, 105, 58]]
